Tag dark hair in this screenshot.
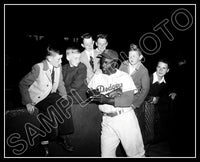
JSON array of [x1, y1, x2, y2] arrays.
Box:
[[96, 34, 108, 40], [81, 33, 93, 40], [157, 58, 171, 69], [66, 46, 80, 55], [46, 40, 63, 56], [129, 43, 142, 56]]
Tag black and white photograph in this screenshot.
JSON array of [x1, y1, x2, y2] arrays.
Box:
[[4, 3, 196, 158]]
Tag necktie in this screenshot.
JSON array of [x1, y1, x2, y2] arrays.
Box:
[[90, 56, 94, 69], [51, 67, 55, 84]]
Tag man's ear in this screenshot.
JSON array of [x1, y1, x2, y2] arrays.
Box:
[[66, 55, 70, 61], [46, 56, 52, 62], [81, 43, 84, 48], [167, 69, 170, 73], [139, 55, 143, 60]]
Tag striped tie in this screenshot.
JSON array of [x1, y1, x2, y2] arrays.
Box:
[[90, 56, 94, 69]]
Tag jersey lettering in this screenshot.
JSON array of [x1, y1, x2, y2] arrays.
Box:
[[96, 83, 123, 93]]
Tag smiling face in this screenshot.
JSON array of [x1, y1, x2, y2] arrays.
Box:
[[82, 37, 94, 52], [96, 38, 108, 52], [101, 57, 116, 75], [128, 50, 142, 66], [66, 49, 81, 67], [156, 61, 169, 78]]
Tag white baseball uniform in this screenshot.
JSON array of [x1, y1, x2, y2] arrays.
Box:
[[88, 69, 145, 157]]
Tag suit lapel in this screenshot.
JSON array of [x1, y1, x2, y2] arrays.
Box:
[[45, 69, 52, 82], [83, 51, 92, 69], [42, 60, 52, 82]]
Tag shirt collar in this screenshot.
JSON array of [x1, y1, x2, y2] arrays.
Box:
[[47, 60, 53, 72], [85, 50, 94, 58], [128, 62, 141, 73], [135, 62, 142, 70], [95, 48, 102, 54], [153, 72, 166, 84]]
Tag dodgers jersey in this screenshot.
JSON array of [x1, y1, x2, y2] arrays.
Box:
[[88, 69, 137, 113]]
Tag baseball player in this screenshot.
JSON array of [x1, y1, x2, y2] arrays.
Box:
[[87, 49, 145, 157]]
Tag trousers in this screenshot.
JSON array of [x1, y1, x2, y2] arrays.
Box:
[[35, 93, 74, 141], [101, 109, 145, 157]]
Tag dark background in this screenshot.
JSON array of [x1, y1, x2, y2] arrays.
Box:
[[5, 4, 195, 107], [4, 4, 196, 157]]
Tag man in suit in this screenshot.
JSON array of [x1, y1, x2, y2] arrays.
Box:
[[19, 42, 74, 156], [80, 33, 101, 84]]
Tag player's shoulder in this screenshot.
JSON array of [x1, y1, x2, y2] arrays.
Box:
[[94, 72, 106, 78], [116, 69, 134, 83], [90, 73, 103, 82], [116, 69, 131, 77]]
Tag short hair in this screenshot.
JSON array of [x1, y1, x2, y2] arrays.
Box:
[[129, 43, 142, 56], [46, 41, 63, 56], [96, 34, 108, 40], [157, 58, 171, 69], [81, 33, 93, 40], [66, 46, 80, 55]]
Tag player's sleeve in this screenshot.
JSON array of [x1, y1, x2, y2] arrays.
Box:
[[122, 73, 138, 93], [114, 74, 137, 107]]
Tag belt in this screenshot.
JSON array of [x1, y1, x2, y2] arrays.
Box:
[[104, 109, 131, 117]]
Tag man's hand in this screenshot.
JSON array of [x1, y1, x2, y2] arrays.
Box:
[[26, 103, 35, 115], [92, 94, 115, 106], [169, 93, 177, 100], [87, 88, 101, 99], [151, 97, 159, 104]]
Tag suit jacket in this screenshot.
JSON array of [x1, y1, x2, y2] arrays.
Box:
[[119, 61, 150, 108], [147, 74, 170, 104], [80, 50, 100, 84], [62, 62, 88, 104], [19, 60, 67, 105]]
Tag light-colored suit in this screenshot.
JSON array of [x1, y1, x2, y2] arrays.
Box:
[[80, 49, 101, 84], [19, 60, 67, 105]]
